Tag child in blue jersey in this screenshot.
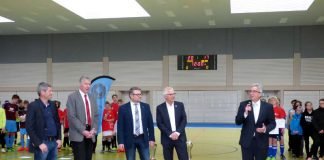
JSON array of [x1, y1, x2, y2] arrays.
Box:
[[290, 104, 303, 158]]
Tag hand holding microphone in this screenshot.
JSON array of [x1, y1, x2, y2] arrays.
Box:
[[245, 101, 252, 114]]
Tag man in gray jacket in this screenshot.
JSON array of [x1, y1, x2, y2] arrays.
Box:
[[67, 76, 98, 160]]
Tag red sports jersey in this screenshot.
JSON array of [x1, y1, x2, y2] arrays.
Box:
[[102, 108, 115, 132], [273, 106, 286, 119], [4, 103, 18, 120], [111, 102, 119, 121], [63, 108, 69, 129], [58, 109, 65, 124]]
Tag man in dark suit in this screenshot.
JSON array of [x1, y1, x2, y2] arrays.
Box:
[[26, 82, 62, 160], [156, 87, 188, 160], [66, 76, 98, 160], [117, 87, 155, 160], [235, 83, 276, 160]]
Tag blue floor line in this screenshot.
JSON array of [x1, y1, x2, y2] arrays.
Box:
[[153, 123, 241, 128]]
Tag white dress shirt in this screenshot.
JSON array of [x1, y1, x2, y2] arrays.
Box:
[[166, 102, 176, 132], [131, 101, 143, 135], [79, 90, 92, 125], [252, 100, 261, 123]]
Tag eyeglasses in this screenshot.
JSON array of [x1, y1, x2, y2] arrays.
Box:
[[132, 93, 142, 96], [247, 90, 261, 93]]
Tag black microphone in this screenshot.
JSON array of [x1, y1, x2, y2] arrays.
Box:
[[246, 101, 252, 112]]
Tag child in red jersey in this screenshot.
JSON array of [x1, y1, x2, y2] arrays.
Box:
[[62, 108, 70, 149], [101, 101, 116, 153], [267, 96, 287, 160], [110, 94, 120, 151], [17, 100, 29, 151], [4, 94, 19, 152]]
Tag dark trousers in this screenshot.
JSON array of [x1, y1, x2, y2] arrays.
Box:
[[63, 128, 70, 148], [314, 134, 324, 157], [71, 138, 93, 160], [92, 135, 97, 152], [34, 140, 57, 160], [241, 138, 267, 160], [111, 135, 117, 148], [0, 130, 5, 148], [162, 140, 188, 160], [291, 134, 302, 157], [304, 130, 317, 157], [320, 134, 324, 157], [125, 135, 150, 160], [288, 129, 292, 150]]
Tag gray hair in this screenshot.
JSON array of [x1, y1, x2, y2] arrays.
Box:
[[79, 76, 91, 83], [37, 82, 52, 96], [251, 83, 263, 93], [163, 87, 175, 95]]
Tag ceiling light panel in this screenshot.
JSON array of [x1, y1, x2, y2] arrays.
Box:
[[173, 21, 182, 27], [204, 9, 214, 16], [0, 16, 14, 23], [208, 20, 216, 26], [52, 0, 150, 19], [166, 11, 176, 17], [108, 24, 118, 29], [317, 16, 324, 22], [279, 17, 288, 23], [231, 0, 314, 14]]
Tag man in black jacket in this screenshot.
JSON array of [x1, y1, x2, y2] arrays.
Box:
[[313, 98, 324, 159], [235, 83, 276, 160], [26, 82, 62, 160], [156, 87, 188, 160]]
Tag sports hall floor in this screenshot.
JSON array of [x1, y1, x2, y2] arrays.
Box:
[[0, 126, 307, 160]]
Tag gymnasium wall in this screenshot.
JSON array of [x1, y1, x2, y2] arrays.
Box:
[[1, 55, 324, 123], [1, 25, 324, 123], [1, 26, 324, 64]]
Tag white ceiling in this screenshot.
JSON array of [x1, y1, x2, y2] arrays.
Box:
[[0, 0, 323, 35]]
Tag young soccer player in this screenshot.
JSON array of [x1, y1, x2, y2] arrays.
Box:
[[17, 100, 28, 151], [101, 101, 116, 153]]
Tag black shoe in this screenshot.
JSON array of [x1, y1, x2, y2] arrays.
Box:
[[312, 156, 319, 160], [280, 154, 286, 160]]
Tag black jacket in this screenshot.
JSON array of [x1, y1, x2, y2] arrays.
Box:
[[156, 101, 187, 145], [235, 100, 276, 148], [312, 107, 324, 132], [300, 110, 315, 133], [26, 99, 61, 153]]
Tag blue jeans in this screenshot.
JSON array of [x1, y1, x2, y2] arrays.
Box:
[[34, 140, 57, 160], [125, 136, 150, 160]]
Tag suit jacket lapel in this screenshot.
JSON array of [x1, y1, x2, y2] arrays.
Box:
[[89, 96, 96, 120], [250, 105, 256, 124], [140, 103, 145, 125], [126, 102, 134, 130], [163, 102, 172, 129], [174, 102, 179, 127], [77, 91, 87, 121]]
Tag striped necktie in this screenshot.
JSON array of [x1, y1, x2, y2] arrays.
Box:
[[134, 103, 140, 135]]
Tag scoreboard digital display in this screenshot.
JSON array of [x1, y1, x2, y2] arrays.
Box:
[[177, 55, 217, 70]]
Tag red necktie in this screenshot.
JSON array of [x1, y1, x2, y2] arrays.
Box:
[[84, 94, 92, 125]]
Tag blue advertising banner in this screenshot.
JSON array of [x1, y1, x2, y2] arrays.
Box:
[[89, 75, 115, 133]]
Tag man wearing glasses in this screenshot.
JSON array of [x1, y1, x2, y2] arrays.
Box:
[[235, 83, 276, 160], [156, 87, 188, 160], [117, 87, 155, 160]]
